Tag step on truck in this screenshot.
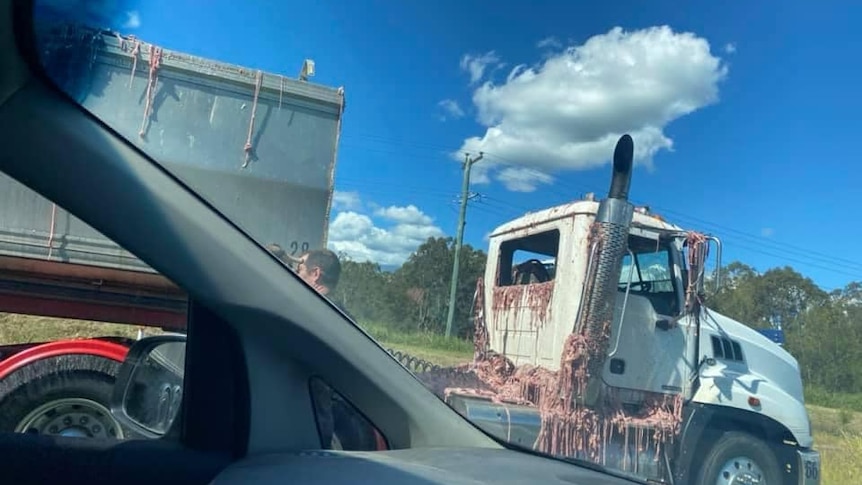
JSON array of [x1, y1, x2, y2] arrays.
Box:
[[409, 135, 821, 484], [0, 23, 344, 439]]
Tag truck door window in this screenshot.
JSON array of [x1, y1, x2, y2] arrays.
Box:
[[497, 230, 560, 286], [620, 236, 679, 316]]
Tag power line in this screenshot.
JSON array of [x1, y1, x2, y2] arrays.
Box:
[[472, 193, 861, 287], [339, 176, 862, 280], [328, 135, 862, 282], [548, 179, 862, 272]]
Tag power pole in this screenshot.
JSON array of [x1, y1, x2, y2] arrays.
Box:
[[445, 151, 484, 337]]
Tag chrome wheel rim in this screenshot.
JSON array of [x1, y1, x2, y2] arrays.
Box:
[[715, 455, 766, 485], [14, 397, 124, 439]]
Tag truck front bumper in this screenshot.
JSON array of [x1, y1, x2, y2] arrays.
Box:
[[797, 448, 820, 485]]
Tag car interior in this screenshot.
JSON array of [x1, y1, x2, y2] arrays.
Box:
[[0, 0, 648, 483]]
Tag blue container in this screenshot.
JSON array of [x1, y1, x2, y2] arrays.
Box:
[[757, 328, 785, 346]]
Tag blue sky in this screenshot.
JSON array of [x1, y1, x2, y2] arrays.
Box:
[[59, 0, 862, 291]]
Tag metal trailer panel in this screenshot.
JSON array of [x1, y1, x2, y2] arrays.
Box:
[[0, 255, 187, 328], [0, 24, 344, 274]]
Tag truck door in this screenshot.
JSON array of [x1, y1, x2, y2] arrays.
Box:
[[600, 233, 697, 398]]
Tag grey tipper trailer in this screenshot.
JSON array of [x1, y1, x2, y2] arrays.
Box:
[[0, 24, 344, 327], [2, 23, 344, 273]]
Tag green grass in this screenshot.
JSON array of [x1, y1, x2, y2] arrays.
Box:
[[360, 322, 474, 353], [807, 405, 862, 485], [0, 312, 163, 343], [3, 313, 861, 482], [359, 322, 474, 367], [806, 386, 862, 413]]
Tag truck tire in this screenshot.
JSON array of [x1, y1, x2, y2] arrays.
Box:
[[695, 430, 782, 485], [0, 354, 126, 440]]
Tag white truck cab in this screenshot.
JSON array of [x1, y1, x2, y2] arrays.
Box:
[[478, 198, 820, 484]]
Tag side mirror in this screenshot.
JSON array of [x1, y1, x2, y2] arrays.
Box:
[[110, 334, 187, 439]]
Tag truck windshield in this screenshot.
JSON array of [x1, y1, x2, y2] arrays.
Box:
[[620, 235, 680, 316]]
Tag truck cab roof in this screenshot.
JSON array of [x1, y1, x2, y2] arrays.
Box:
[[489, 199, 684, 239]]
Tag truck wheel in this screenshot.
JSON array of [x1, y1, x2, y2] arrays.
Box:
[[695, 431, 782, 485], [0, 354, 125, 440]]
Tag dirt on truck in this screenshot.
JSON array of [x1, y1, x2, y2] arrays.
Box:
[[0, 24, 344, 437]]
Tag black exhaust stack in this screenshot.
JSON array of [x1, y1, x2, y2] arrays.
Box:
[[608, 134, 634, 200], [575, 134, 635, 404]]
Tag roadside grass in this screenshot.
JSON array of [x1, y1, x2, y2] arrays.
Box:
[[0, 312, 162, 343], [806, 386, 862, 413], [808, 405, 862, 485], [3, 314, 860, 482], [360, 322, 474, 354], [359, 322, 474, 367], [0, 314, 472, 360]]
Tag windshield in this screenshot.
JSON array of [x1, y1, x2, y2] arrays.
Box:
[[22, 2, 859, 483]]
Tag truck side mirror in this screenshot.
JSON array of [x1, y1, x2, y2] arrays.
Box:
[[110, 334, 187, 439]]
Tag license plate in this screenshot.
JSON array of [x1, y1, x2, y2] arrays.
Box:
[[798, 450, 821, 484]]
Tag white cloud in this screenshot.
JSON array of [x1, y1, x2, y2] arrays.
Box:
[[537, 36, 562, 49], [328, 199, 444, 266], [123, 10, 141, 29], [332, 190, 361, 211], [455, 26, 728, 189], [724, 42, 736, 54], [460, 51, 502, 85], [438, 99, 465, 120], [374, 205, 433, 225], [496, 167, 554, 192], [761, 227, 774, 237]]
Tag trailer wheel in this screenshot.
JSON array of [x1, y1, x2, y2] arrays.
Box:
[[0, 354, 125, 440], [695, 430, 782, 485]]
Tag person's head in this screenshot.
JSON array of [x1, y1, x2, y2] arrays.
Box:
[[297, 249, 341, 295]]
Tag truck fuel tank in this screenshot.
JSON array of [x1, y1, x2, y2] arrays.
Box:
[[445, 393, 541, 449], [445, 392, 665, 482]]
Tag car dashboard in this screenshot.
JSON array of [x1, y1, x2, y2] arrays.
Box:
[[210, 447, 642, 485]]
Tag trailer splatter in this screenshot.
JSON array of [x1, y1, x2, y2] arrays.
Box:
[[127, 38, 140, 89], [138, 44, 162, 138]]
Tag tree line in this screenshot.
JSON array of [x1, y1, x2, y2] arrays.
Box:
[[331, 237, 487, 339], [710, 262, 862, 398], [331, 237, 862, 399]]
